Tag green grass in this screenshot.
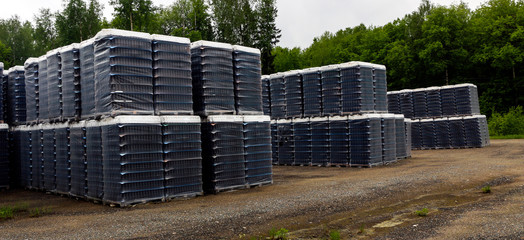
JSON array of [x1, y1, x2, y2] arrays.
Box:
[[489, 135, 524, 139], [481, 185, 491, 193], [0, 206, 15, 220], [267, 228, 289, 240], [29, 207, 52, 218], [329, 230, 341, 240], [415, 208, 429, 217]]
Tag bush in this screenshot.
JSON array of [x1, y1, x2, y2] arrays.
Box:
[[268, 228, 289, 240], [329, 230, 341, 240], [488, 106, 524, 136], [0, 207, 14, 220], [415, 208, 429, 217]]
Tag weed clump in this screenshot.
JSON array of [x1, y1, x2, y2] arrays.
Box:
[[415, 208, 429, 217], [482, 185, 491, 193]]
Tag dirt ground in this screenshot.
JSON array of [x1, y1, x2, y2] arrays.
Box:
[[0, 139, 523, 240]]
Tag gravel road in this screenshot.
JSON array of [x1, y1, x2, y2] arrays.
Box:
[[0, 139, 523, 239]]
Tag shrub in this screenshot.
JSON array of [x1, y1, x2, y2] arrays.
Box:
[[415, 208, 429, 216], [0, 206, 14, 220], [488, 106, 524, 136], [329, 230, 341, 240], [268, 228, 289, 240]]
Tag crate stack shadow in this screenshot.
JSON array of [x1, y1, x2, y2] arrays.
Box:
[[387, 84, 489, 150], [263, 62, 411, 167], [3, 29, 272, 205]]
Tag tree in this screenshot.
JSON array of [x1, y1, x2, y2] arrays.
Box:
[[254, 0, 281, 74], [55, 0, 104, 45], [159, 0, 213, 41], [110, 0, 160, 33], [33, 8, 58, 56], [0, 41, 13, 68], [0, 16, 35, 65], [271, 46, 302, 72]]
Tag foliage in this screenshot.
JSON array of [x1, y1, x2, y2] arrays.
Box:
[[29, 207, 52, 218], [110, 0, 160, 33], [415, 208, 429, 216], [0, 206, 14, 220], [159, 0, 213, 41], [482, 185, 491, 193], [488, 106, 524, 136], [329, 230, 341, 240], [56, 0, 104, 46], [267, 227, 288, 240], [0, 16, 35, 65], [271, 0, 524, 114]]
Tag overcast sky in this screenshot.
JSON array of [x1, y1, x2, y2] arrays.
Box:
[[0, 0, 487, 49]]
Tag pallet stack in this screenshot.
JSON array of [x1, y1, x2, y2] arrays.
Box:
[[192, 41, 272, 193], [263, 62, 411, 167], [1, 29, 272, 205], [388, 84, 489, 149]]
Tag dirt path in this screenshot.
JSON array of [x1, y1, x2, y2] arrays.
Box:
[[0, 139, 523, 240]]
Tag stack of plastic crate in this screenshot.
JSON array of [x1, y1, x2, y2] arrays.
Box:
[[0, 124, 8, 189], [79, 39, 96, 119], [191, 41, 235, 116], [293, 118, 311, 166], [270, 120, 278, 164], [277, 119, 294, 165], [329, 116, 349, 165], [54, 123, 70, 194], [301, 68, 322, 117], [46, 49, 62, 121], [420, 119, 436, 149], [0, 63, 4, 122], [18, 126, 32, 188], [387, 91, 401, 114], [31, 125, 43, 190], [7, 66, 27, 124], [340, 62, 375, 114], [24, 58, 39, 123], [411, 119, 423, 150], [426, 87, 441, 118], [269, 73, 286, 119], [42, 124, 56, 191], [394, 115, 407, 159], [440, 85, 456, 116], [412, 88, 427, 119], [100, 116, 165, 206], [161, 116, 203, 199], [243, 116, 272, 186], [404, 119, 412, 157], [261, 76, 271, 115], [434, 118, 451, 149], [152, 35, 193, 115], [455, 84, 480, 116], [381, 114, 396, 163], [310, 117, 330, 166], [449, 117, 466, 148], [463, 115, 484, 148], [38, 57, 49, 121], [321, 65, 341, 115], [233, 45, 263, 115], [284, 70, 303, 118], [373, 64, 388, 112], [60, 44, 81, 120], [94, 29, 154, 117], [86, 120, 103, 200], [69, 121, 87, 197], [201, 116, 246, 193], [348, 114, 382, 166], [399, 90, 414, 119]]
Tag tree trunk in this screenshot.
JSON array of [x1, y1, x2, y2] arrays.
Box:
[[446, 67, 449, 85]]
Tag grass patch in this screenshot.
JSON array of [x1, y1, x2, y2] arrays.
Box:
[[0, 206, 14, 220], [358, 224, 366, 234], [414, 208, 429, 217], [29, 207, 52, 218], [489, 135, 524, 139], [267, 227, 289, 240], [329, 230, 341, 240], [481, 185, 491, 193]]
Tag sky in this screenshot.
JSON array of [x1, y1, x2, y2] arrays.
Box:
[[0, 0, 487, 49]]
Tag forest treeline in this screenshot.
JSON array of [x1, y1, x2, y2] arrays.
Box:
[[0, 0, 523, 114], [272, 0, 524, 115], [0, 0, 280, 74]]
